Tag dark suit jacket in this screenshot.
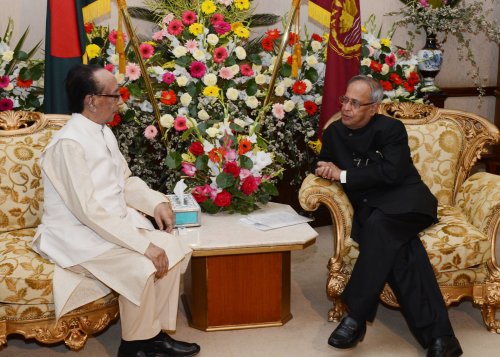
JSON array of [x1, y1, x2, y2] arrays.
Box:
[[318, 114, 437, 240]]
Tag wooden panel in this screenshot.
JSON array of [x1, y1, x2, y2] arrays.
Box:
[[206, 252, 284, 326]]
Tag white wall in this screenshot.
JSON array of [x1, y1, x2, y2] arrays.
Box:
[[0, 0, 498, 121]]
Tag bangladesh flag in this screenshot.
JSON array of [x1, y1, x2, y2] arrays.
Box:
[[44, 0, 96, 114]]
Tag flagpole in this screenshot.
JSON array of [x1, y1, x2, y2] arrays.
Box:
[[116, 0, 167, 144], [263, 0, 301, 108]]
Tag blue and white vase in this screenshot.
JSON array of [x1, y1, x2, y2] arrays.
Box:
[[417, 33, 443, 92]]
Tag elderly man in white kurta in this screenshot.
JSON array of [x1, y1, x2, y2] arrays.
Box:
[[33, 65, 200, 357]]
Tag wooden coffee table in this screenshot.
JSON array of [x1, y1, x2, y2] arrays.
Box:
[[180, 202, 317, 331]]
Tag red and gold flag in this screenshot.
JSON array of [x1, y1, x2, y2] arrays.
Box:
[[309, 0, 362, 138]]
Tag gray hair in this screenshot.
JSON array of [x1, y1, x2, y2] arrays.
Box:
[[348, 75, 384, 103]]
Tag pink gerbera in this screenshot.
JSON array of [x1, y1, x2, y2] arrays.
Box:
[[240, 63, 254, 77], [211, 13, 224, 24], [185, 39, 198, 53], [181, 10, 197, 25], [139, 43, 155, 59], [384, 53, 396, 67], [213, 46, 228, 64], [104, 64, 115, 72], [219, 67, 234, 80], [271, 103, 285, 119], [189, 61, 207, 78], [125, 63, 141, 81], [162, 72, 175, 84], [174, 116, 188, 131], [108, 30, 127, 45], [144, 125, 158, 140], [152, 29, 168, 41], [167, 20, 184, 36], [162, 13, 174, 24], [0, 76, 10, 88], [0, 98, 13, 111], [213, 21, 231, 35]]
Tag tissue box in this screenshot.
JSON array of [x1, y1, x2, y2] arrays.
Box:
[[167, 194, 201, 227]]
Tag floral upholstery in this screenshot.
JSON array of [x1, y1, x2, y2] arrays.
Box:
[[299, 102, 500, 332], [0, 111, 119, 350]]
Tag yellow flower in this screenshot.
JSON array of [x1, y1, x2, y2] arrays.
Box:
[[203, 85, 220, 97], [234, 0, 250, 10], [182, 152, 196, 163], [189, 23, 204, 36], [86, 44, 101, 59], [162, 60, 176, 69], [361, 26, 367, 33], [201, 0, 216, 14], [231, 22, 243, 31], [307, 139, 322, 155], [234, 26, 249, 39], [380, 38, 392, 47]]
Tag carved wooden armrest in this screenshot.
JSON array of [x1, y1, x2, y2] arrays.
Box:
[[299, 174, 354, 260]]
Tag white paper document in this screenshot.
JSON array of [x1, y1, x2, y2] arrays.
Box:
[[240, 210, 313, 231]]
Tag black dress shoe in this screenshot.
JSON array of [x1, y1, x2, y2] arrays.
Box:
[[150, 332, 200, 357], [427, 335, 463, 357], [328, 316, 366, 349]]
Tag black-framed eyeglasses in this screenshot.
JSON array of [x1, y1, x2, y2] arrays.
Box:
[[339, 95, 374, 110], [94, 93, 121, 101]]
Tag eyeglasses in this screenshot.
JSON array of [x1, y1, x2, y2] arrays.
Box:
[[94, 93, 121, 101], [339, 95, 374, 110]]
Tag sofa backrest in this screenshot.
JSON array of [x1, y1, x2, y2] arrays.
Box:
[[0, 111, 68, 233], [323, 103, 499, 206]]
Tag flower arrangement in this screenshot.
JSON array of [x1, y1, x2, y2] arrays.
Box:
[[390, 0, 500, 93], [360, 17, 422, 102], [0, 18, 44, 112]]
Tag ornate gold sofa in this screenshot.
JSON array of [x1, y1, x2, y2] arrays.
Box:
[[0, 111, 119, 350], [299, 102, 500, 332]]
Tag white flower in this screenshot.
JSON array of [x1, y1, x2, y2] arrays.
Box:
[[229, 64, 240, 75], [311, 40, 322, 52], [2, 50, 14, 62], [245, 96, 259, 109], [234, 118, 246, 127], [114, 72, 125, 84], [202, 73, 217, 86], [255, 74, 266, 85], [306, 55, 318, 66], [369, 40, 381, 49], [303, 79, 312, 93], [198, 109, 210, 121], [226, 87, 239, 101], [139, 100, 153, 113], [234, 46, 246, 60], [160, 114, 175, 128], [381, 64, 390, 75], [246, 151, 272, 172], [176, 75, 188, 87], [173, 46, 188, 58], [283, 100, 295, 112], [180, 93, 192, 106], [361, 58, 371, 66], [282, 51, 291, 62], [252, 64, 262, 73], [207, 34, 219, 46], [274, 85, 285, 97], [109, 53, 119, 65], [192, 49, 206, 61], [315, 96, 323, 105], [206, 126, 220, 138], [283, 78, 294, 88], [404, 68, 416, 78]]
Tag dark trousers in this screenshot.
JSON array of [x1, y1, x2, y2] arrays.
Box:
[[341, 208, 454, 347]]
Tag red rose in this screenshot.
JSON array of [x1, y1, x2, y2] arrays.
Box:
[[311, 33, 323, 42], [84, 22, 94, 34], [223, 161, 240, 178], [407, 72, 420, 86], [108, 113, 121, 128], [214, 190, 232, 207], [241, 176, 259, 196], [403, 81, 415, 93], [380, 80, 393, 91], [189, 141, 204, 156], [390, 73, 403, 85], [261, 36, 274, 52], [304, 101, 318, 116]]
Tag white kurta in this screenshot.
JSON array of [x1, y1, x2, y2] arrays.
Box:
[[33, 114, 190, 318]]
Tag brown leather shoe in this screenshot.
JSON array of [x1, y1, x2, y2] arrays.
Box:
[[328, 316, 366, 349], [427, 336, 463, 357]]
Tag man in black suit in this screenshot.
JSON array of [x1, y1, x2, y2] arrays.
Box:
[[316, 75, 462, 357]]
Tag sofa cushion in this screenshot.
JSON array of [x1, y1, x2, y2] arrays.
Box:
[[0, 228, 54, 304], [343, 205, 490, 274], [0, 128, 58, 233], [406, 120, 463, 206]]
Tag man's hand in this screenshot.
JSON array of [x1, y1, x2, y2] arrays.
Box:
[[316, 161, 342, 181], [154, 201, 175, 233], [144, 243, 169, 279]]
